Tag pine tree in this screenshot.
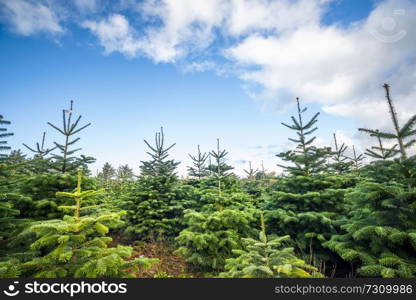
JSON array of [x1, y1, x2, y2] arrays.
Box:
[[363, 130, 398, 160], [121, 176, 183, 240], [255, 160, 268, 182], [117, 164, 134, 181], [48, 100, 94, 173], [5, 150, 28, 175], [220, 214, 321, 278], [140, 127, 179, 177], [330, 133, 353, 174], [15, 172, 96, 220], [277, 98, 331, 176], [115, 164, 135, 192], [0, 114, 13, 159], [263, 168, 359, 273], [23, 132, 56, 157], [0, 195, 20, 246], [19, 170, 158, 278], [359, 84, 416, 160], [350, 145, 365, 170], [23, 132, 57, 173], [243, 161, 258, 181], [325, 181, 416, 278], [122, 128, 182, 240], [208, 139, 234, 194], [97, 162, 116, 190], [188, 145, 209, 179], [175, 207, 256, 272]]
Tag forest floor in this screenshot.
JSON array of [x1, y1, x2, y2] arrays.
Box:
[[109, 234, 193, 278]]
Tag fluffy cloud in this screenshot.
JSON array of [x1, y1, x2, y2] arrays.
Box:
[[224, 0, 329, 36], [82, 14, 141, 57], [81, 0, 330, 63], [226, 0, 416, 130], [0, 0, 63, 35]]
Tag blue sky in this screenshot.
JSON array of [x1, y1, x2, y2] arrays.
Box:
[[1, 0, 415, 176]]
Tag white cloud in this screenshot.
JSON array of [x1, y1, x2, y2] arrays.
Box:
[[74, 0, 98, 12], [82, 14, 141, 57], [224, 0, 329, 36], [226, 0, 416, 129], [136, 0, 227, 62], [0, 0, 63, 35]]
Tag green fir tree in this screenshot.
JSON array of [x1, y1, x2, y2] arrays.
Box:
[[188, 145, 209, 179], [330, 133, 353, 174], [48, 100, 94, 173], [19, 170, 158, 278], [208, 139, 234, 194], [277, 98, 331, 176], [220, 214, 321, 278], [0, 114, 13, 159], [359, 84, 416, 159], [140, 127, 179, 177]]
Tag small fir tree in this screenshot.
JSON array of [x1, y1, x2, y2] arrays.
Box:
[[22, 132, 56, 173], [0, 195, 20, 246], [140, 127, 179, 177], [325, 182, 416, 278], [175, 207, 256, 272], [350, 145, 365, 170], [330, 133, 353, 174], [187, 145, 209, 179], [117, 164, 134, 182], [220, 214, 321, 278], [115, 164, 135, 192], [208, 139, 234, 194], [363, 130, 398, 160], [19, 170, 158, 278], [0, 114, 13, 159], [244, 161, 258, 181], [277, 98, 331, 176], [23, 132, 56, 157], [97, 162, 116, 190]]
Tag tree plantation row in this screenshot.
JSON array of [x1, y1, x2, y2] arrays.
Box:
[[0, 83, 415, 278]]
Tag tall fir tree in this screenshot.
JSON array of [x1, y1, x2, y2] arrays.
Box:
[[122, 128, 183, 240], [277, 98, 331, 176], [266, 98, 359, 273], [359, 84, 416, 159], [48, 100, 94, 173], [0, 114, 13, 159]]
